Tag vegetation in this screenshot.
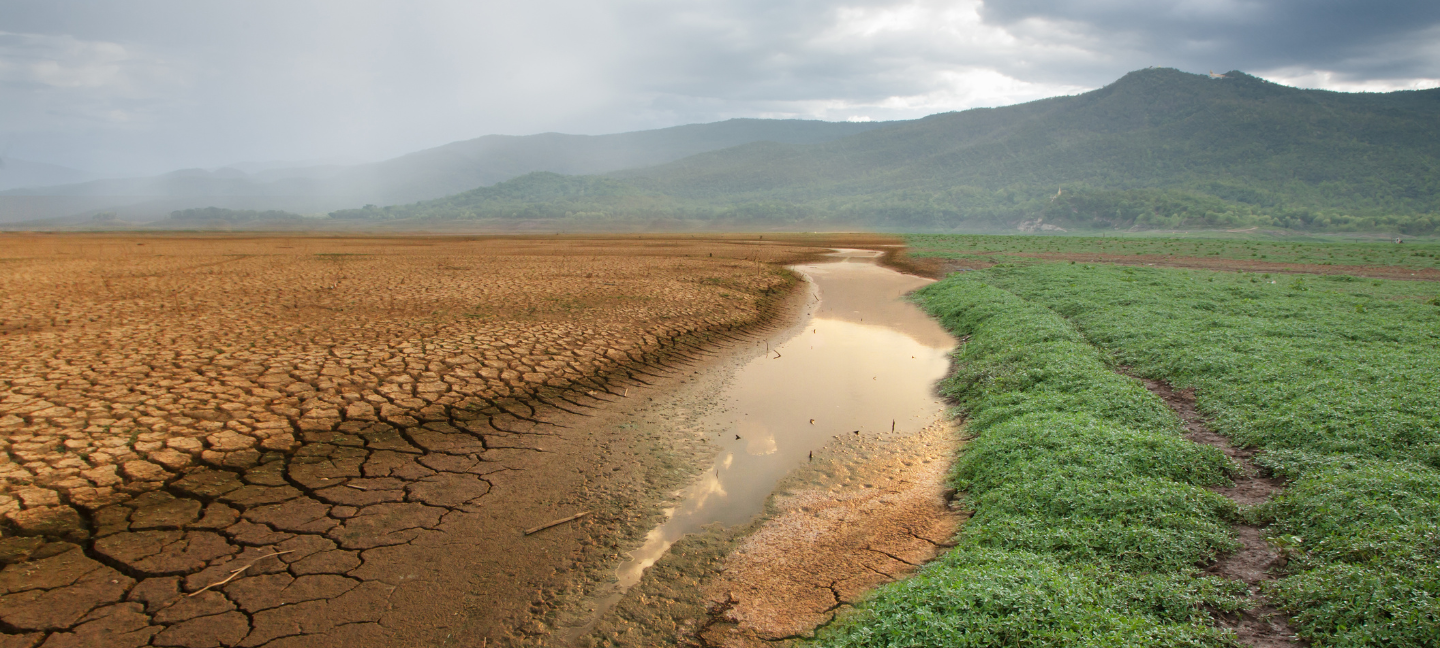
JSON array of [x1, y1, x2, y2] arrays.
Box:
[[167, 206, 303, 222], [819, 273, 1246, 647], [828, 244, 1440, 646], [905, 234, 1440, 270], [333, 69, 1440, 235], [979, 261, 1439, 646], [326, 173, 681, 221]]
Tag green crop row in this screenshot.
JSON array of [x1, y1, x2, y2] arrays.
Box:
[[818, 278, 1247, 647], [964, 262, 1440, 646]]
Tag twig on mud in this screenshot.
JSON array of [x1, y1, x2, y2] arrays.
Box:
[[189, 550, 295, 596], [524, 511, 591, 536]]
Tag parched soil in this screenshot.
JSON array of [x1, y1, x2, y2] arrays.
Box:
[[0, 232, 900, 648], [891, 249, 1440, 281], [1136, 376, 1302, 648]]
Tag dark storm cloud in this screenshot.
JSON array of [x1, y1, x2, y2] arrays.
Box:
[[0, 0, 1434, 176], [979, 0, 1440, 80]]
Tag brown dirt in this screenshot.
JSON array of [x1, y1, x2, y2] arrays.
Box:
[[0, 232, 900, 648], [871, 247, 950, 278], [1134, 375, 1303, 648]]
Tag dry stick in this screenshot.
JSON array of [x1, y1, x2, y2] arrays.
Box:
[[189, 550, 295, 597], [524, 511, 591, 536]]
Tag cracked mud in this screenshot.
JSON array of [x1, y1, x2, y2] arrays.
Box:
[[0, 233, 893, 647]]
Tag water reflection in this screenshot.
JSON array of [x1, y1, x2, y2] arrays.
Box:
[[613, 249, 954, 587]]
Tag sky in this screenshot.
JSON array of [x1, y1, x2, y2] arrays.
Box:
[[2, 0, 1438, 176]]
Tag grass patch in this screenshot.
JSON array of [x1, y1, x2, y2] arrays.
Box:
[[954, 259, 1440, 646], [905, 234, 1440, 270], [818, 278, 1244, 647], [823, 549, 1243, 648]]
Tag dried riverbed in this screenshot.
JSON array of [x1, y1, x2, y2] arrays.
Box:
[[559, 250, 962, 647]]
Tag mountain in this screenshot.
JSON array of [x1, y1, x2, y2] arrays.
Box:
[[0, 119, 890, 223], [0, 158, 96, 191], [370, 68, 1440, 234]]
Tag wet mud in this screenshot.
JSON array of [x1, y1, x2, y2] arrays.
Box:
[[563, 250, 962, 647]]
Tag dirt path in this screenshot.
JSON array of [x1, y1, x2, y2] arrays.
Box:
[[1135, 376, 1303, 647]]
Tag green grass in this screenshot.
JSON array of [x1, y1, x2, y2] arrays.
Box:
[[822, 243, 1440, 646], [817, 276, 1246, 647], [821, 549, 1244, 648], [940, 257, 1439, 646], [905, 233, 1440, 270]]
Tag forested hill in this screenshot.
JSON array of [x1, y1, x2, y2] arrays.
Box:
[[348, 68, 1440, 234], [0, 118, 890, 223]]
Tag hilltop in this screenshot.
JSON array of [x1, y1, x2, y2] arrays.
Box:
[[358, 68, 1440, 234]]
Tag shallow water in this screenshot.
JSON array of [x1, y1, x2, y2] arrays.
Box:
[[559, 250, 954, 644], [616, 249, 955, 586]]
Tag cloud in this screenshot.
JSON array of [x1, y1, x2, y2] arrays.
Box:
[[1257, 67, 1440, 93], [0, 0, 1436, 175], [0, 31, 183, 107], [0, 27, 192, 159], [976, 0, 1440, 83], [601, 0, 1094, 125]]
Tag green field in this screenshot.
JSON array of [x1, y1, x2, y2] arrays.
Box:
[[905, 234, 1440, 270], [820, 238, 1440, 646]]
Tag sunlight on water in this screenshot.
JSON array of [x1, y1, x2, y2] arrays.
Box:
[[613, 249, 954, 588]]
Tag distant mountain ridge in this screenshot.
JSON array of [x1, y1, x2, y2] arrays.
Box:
[[0, 118, 891, 223], [366, 68, 1440, 233], [0, 158, 96, 192]]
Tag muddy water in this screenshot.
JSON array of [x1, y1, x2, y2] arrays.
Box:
[[564, 250, 954, 642]]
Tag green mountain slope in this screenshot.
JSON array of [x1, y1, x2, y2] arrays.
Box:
[[366, 68, 1440, 233], [0, 118, 889, 223]]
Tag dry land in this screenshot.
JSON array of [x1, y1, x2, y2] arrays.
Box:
[[0, 232, 897, 648]]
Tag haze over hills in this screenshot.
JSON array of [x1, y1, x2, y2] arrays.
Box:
[[0, 158, 97, 192], [356, 68, 1440, 234], [0, 119, 890, 223]]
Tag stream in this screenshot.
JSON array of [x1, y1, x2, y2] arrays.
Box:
[[563, 249, 955, 642]]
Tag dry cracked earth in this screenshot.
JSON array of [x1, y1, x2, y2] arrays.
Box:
[[0, 233, 885, 648]]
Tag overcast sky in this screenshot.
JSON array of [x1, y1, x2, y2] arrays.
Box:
[[2, 0, 1438, 175]]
